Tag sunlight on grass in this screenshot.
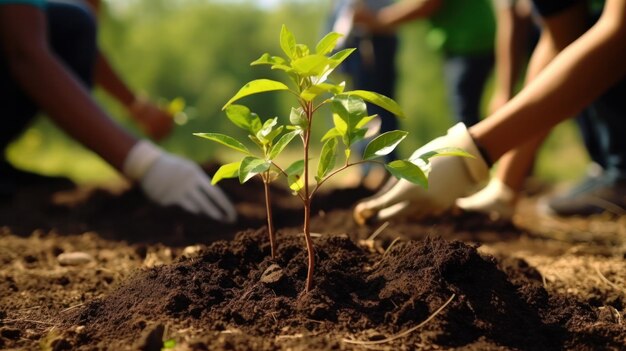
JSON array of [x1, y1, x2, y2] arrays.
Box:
[[5, 120, 122, 185]]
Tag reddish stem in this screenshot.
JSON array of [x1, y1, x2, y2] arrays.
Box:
[[303, 101, 315, 293], [263, 177, 276, 259]]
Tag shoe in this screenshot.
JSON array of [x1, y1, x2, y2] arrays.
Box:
[[538, 169, 626, 216]]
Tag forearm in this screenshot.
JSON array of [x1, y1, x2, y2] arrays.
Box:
[[472, 10, 626, 160], [8, 49, 136, 170], [95, 51, 136, 108], [493, 3, 531, 99], [376, 0, 441, 29]]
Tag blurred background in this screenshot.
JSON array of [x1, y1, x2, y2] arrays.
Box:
[[6, 0, 588, 185]]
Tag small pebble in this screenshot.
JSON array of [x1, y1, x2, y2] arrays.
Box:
[[182, 245, 204, 258], [57, 252, 94, 266], [260, 264, 284, 284]]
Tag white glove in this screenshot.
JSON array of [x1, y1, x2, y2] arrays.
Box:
[[123, 140, 237, 223], [456, 178, 516, 220], [354, 123, 489, 224]]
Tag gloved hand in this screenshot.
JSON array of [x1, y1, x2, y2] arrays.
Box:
[[354, 123, 490, 224], [123, 140, 237, 223], [456, 178, 516, 220]]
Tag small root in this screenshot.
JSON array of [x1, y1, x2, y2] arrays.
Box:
[[372, 237, 402, 269], [367, 222, 390, 241], [342, 293, 455, 345], [595, 265, 626, 295]]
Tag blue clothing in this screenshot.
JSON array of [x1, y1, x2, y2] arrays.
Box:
[[0, 0, 45, 7], [0, 1, 97, 150], [328, 0, 399, 162]]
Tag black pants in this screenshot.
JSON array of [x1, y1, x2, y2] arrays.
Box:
[[0, 1, 97, 153]]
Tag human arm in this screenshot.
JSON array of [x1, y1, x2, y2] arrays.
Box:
[[489, 0, 533, 113], [472, 0, 626, 161], [94, 52, 174, 140], [354, 0, 626, 223], [354, 0, 442, 33], [0, 5, 235, 221], [0, 4, 135, 170]]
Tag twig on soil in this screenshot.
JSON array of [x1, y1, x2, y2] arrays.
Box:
[[1, 318, 57, 326], [60, 303, 85, 313], [367, 222, 390, 241], [14, 305, 41, 312], [341, 293, 456, 345], [595, 266, 626, 295], [373, 237, 402, 268]]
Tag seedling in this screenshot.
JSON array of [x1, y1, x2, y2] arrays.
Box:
[[195, 25, 471, 293]]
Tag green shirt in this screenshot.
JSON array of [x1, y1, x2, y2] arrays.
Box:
[[427, 0, 496, 56], [0, 0, 45, 8]]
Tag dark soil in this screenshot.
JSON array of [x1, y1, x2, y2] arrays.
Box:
[[1, 167, 625, 350]]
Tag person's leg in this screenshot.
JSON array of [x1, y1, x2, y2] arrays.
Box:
[[544, 78, 626, 216], [457, 2, 592, 217], [443, 53, 494, 127]]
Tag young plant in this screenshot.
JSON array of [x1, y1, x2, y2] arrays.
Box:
[[195, 25, 472, 293]]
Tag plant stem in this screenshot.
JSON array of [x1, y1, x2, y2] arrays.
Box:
[[263, 176, 276, 259], [303, 101, 315, 293]]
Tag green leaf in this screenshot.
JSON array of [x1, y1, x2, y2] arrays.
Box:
[[332, 95, 369, 147], [224, 104, 262, 133], [363, 130, 409, 160], [265, 126, 284, 145], [285, 159, 304, 176], [413, 147, 475, 163], [269, 130, 299, 159], [193, 133, 250, 155], [292, 55, 331, 77], [346, 90, 405, 118], [329, 48, 356, 68], [321, 127, 341, 142], [385, 160, 428, 188], [251, 53, 286, 66], [316, 32, 343, 55], [317, 137, 337, 181], [285, 159, 305, 193], [223, 79, 290, 109], [280, 25, 296, 59], [332, 113, 348, 137], [270, 64, 294, 73], [294, 43, 310, 58], [239, 156, 271, 183], [355, 115, 377, 129], [212, 161, 241, 185], [300, 82, 345, 102], [256, 117, 280, 145], [332, 95, 368, 129], [290, 107, 308, 129]]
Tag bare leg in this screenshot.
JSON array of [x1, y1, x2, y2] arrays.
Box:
[[471, 1, 626, 166]]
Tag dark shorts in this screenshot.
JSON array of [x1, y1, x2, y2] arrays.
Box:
[[531, 0, 582, 17]]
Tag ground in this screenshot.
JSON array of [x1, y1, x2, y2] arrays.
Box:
[[0, 167, 625, 351]]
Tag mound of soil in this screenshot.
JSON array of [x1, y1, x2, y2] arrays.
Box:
[[1, 166, 625, 350], [59, 228, 622, 350]]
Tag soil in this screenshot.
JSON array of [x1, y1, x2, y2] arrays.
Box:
[[1, 165, 625, 350]]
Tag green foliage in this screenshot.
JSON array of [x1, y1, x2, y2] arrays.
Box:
[[194, 24, 476, 293]]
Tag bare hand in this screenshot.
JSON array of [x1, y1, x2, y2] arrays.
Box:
[[129, 99, 174, 141]]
